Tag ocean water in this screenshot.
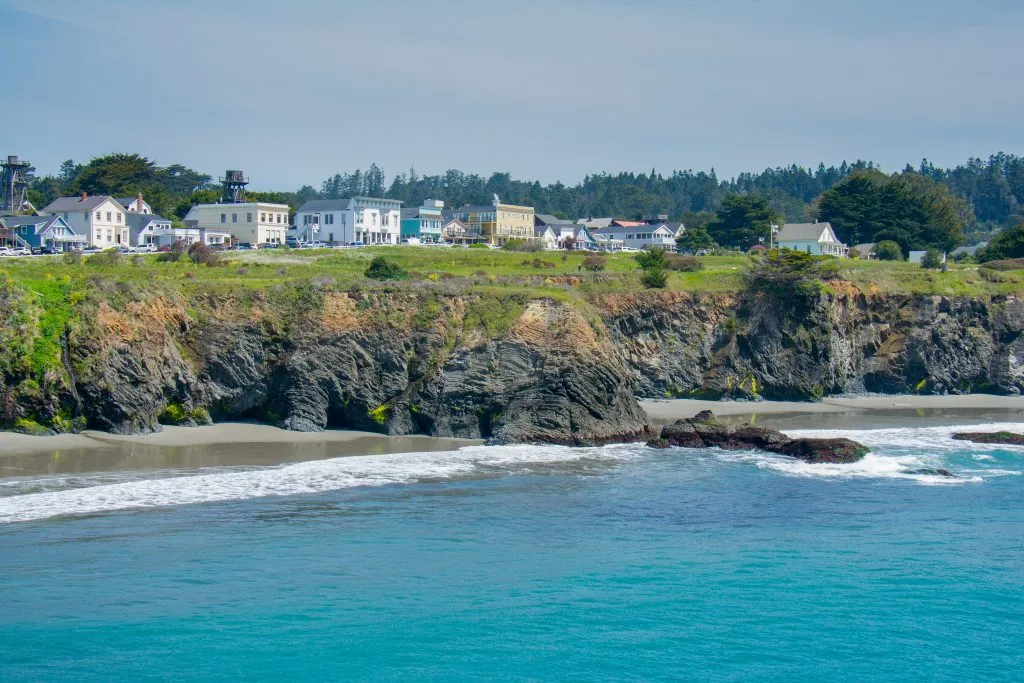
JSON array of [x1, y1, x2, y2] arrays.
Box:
[[1, 422, 1023, 681]]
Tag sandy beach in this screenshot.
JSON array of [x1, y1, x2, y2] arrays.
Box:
[[0, 422, 478, 477], [642, 394, 1024, 429]]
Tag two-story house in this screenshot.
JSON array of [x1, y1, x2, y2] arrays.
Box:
[[188, 202, 290, 245], [453, 198, 535, 246], [293, 197, 402, 245], [401, 200, 445, 243], [1, 214, 87, 252], [42, 194, 129, 248], [591, 223, 681, 250]]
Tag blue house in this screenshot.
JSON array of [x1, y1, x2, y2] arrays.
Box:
[[1, 214, 87, 252], [400, 200, 445, 243]]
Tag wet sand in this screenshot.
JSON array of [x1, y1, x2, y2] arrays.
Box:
[[642, 395, 1024, 430], [0, 423, 478, 478]]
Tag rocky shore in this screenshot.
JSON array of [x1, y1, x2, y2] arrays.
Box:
[[650, 411, 870, 463], [4, 286, 1024, 444]]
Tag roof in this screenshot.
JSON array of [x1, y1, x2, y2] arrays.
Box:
[[577, 217, 613, 229], [296, 199, 350, 213], [776, 222, 839, 243], [535, 226, 556, 238], [126, 213, 171, 230], [612, 220, 646, 228], [535, 214, 575, 226], [1, 214, 69, 234], [852, 242, 876, 254], [115, 196, 148, 208], [42, 195, 118, 213]]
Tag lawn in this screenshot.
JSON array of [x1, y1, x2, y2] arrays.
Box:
[[0, 247, 1021, 300]]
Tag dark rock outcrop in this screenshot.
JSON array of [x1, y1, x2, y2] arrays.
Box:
[[658, 410, 869, 464], [952, 431, 1024, 446]]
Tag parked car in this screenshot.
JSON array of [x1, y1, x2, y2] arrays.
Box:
[[2, 247, 31, 257], [348, 241, 365, 248], [82, 246, 103, 255], [135, 244, 158, 253], [33, 246, 57, 255]]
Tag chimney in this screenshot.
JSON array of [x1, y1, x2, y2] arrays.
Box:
[[137, 192, 144, 212], [80, 192, 87, 201]]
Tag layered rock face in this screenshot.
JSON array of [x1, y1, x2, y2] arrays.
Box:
[[602, 291, 1024, 400], [63, 294, 650, 444], [5, 287, 1024, 442]]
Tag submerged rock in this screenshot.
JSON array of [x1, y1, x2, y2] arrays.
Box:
[[657, 410, 869, 464], [952, 431, 1024, 446], [905, 467, 956, 478]]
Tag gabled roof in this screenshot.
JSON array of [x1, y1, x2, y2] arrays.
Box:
[[577, 217, 613, 229], [43, 195, 119, 213], [2, 214, 74, 235], [535, 225, 556, 238], [126, 213, 171, 230], [612, 220, 646, 228], [116, 196, 149, 208], [776, 222, 841, 244]]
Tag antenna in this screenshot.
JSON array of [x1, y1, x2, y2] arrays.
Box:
[[1, 155, 31, 214], [220, 169, 249, 203]]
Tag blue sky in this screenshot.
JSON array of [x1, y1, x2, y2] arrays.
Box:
[[2, 0, 1023, 189]]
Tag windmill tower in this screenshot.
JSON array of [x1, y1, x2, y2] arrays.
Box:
[[1, 155, 31, 214], [220, 169, 249, 204]]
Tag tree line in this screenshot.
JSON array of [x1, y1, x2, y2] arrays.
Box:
[[22, 151, 1024, 251]]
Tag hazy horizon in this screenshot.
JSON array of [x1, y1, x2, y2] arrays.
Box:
[[3, 0, 1023, 190]]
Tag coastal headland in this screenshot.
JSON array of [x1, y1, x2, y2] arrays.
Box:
[[3, 249, 1024, 446]]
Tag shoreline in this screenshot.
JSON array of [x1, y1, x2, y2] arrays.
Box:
[[1, 394, 1023, 458], [641, 394, 1024, 420], [0, 422, 479, 456]]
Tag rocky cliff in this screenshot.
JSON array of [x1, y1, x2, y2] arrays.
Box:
[[3, 281, 1024, 442]]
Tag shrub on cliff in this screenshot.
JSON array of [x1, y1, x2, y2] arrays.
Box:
[[87, 250, 121, 267], [582, 255, 607, 272], [641, 267, 669, 288], [743, 249, 838, 299], [667, 254, 703, 272], [634, 247, 670, 270], [920, 249, 944, 270], [365, 256, 408, 281], [978, 223, 1024, 262], [874, 240, 903, 261], [188, 242, 223, 267]]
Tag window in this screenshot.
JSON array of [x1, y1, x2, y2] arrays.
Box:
[[95, 212, 102, 221], [277, 214, 282, 224], [262, 213, 267, 222], [232, 213, 238, 223], [106, 212, 112, 221], [247, 213, 253, 223], [117, 213, 122, 223], [220, 213, 226, 223]]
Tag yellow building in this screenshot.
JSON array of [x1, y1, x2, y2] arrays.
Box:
[[453, 199, 535, 246]]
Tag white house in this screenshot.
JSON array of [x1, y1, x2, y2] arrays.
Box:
[[188, 202, 290, 245], [534, 225, 558, 250], [117, 193, 153, 215], [590, 223, 680, 250], [42, 194, 130, 248], [293, 197, 402, 245], [775, 222, 847, 257], [126, 213, 202, 248]]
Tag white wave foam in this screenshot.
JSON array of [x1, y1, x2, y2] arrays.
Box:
[[784, 422, 1024, 453], [0, 444, 641, 524], [738, 421, 1024, 484]]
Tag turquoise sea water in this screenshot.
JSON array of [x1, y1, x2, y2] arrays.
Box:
[[1, 422, 1023, 681]]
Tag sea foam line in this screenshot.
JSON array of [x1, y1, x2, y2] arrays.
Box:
[[0, 444, 640, 524]]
